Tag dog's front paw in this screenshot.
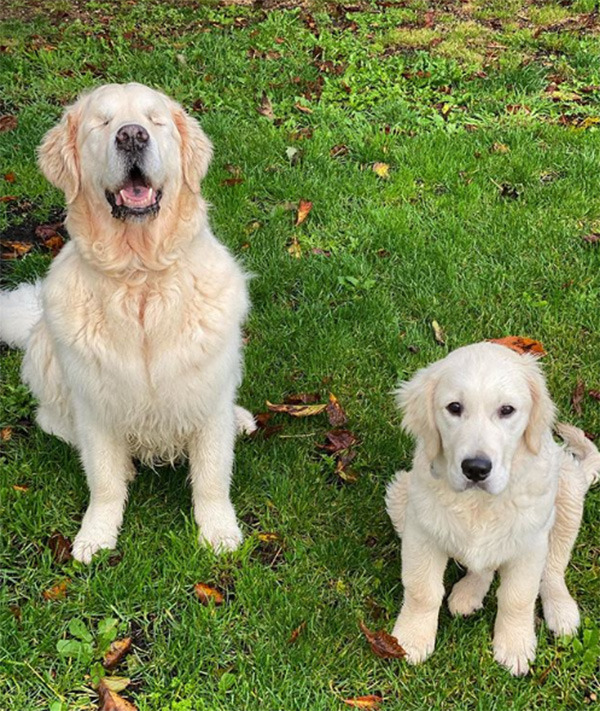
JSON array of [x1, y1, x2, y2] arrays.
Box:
[[197, 503, 243, 553], [392, 613, 437, 664], [72, 528, 118, 564], [543, 593, 580, 637], [493, 629, 537, 676], [234, 406, 257, 436]]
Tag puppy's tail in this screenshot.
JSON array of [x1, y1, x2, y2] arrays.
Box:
[[0, 280, 43, 349], [556, 422, 600, 489]]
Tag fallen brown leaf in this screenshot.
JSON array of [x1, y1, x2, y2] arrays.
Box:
[[13, 484, 29, 492], [103, 637, 132, 671], [0, 195, 18, 203], [194, 583, 224, 606], [47, 531, 72, 564], [317, 429, 357, 454], [583, 233, 600, 244], [572, 380, 585, 416], [491, 142, 510, 153], [431, 320, 445, 346], [266, 401, 327, 417], [97, 679, 137, 711], [249, 411, 284, 439], [0, 115, 17, 132], [220, 177, 244, 187], [42, 234, 65, 257], [294, 103, 313, 114], [359, 620, 406, 659], [257, 93, 274, 120], [326, 392, 348, 427], [343, 695, 383, 709], [589, 390, 600, 402], [284, 392, 321, 405], [1, 427, 12, 441], [488, 336, 546, 357], [295, 199, 313, 226], [288, 621, 306, 644], [3, 172, 15, 182], [42, 579, 70, 601], [330, 144, 349, 158], [257, 532, 281, 543], [1, 239, 33, 259], [335, 450, 358, 483]]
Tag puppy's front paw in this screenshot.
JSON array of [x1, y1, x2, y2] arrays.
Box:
[[392, 613, 437, 664], [197, 503, 243, 553], [234, 406, 257, 436], [72, 528, 118, 564], [493, 629, 537, 676]]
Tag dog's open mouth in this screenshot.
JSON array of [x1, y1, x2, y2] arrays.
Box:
[[105, 166, 162, 220]]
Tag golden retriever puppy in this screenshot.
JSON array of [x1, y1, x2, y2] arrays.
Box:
[[0, 83, 256, 563], [385, 342, 599, 675]]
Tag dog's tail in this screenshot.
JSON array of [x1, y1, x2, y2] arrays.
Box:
[[0, 280, 43, 349], [556, 422, 600, 489]]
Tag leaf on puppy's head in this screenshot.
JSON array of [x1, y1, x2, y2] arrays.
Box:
[[359, 620, 406, 659], [488, 336, 546, 357]]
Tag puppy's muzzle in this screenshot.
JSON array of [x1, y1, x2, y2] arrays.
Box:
[[461, 457, 492, 482], [115, 124, 149, 154]]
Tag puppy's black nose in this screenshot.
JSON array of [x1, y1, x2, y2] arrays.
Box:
[[461, 457, 492, 482], [115, 124, 149, 152]]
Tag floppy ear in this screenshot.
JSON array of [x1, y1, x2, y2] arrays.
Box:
[[396, 364, 441, 461], [172, 107, 213, 193], [524, 359, 555, 454], [37, 105, 80, 204]]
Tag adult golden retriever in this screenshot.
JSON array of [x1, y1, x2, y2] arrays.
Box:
[[0, 83, 256, 563], [386, 342, 599, 675]]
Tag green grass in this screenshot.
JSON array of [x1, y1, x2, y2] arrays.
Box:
[[1, 1, 599, 709]]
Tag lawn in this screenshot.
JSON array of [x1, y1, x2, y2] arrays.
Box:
[[1, 1, 599, 709]]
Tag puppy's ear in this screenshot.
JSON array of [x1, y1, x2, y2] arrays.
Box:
[[396, 365, 440, 460], [172, 107, 213, 193], [524, 359, 555, 454], [37, 105, 80, 204]]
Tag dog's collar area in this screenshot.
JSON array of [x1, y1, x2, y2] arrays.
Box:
[[105, 165, 162, 220]]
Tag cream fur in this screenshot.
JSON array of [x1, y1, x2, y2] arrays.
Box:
[[0, 83, 256, 563], [385, 342, 599, 676]]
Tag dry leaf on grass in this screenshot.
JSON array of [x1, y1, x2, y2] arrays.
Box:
[[1, 427, 12, 441], [47, 531, 72, 564], [583, 233, 599, 244], [343, 695, 383, 709], [288, 621, 306, 644], [103, 637, 132, 670], [194, 583, 224, 606], [284, 392, 321, 405], [0, 239, 33, 259], [97, 679, 137, 711], [0, 115, 17, 132], [335, 451, 358, 483], [326, 392, 347, 426], [317, 430, 357, 454], [431, 320, 445, 346], [249, 412, 284, 440], [359, 620, 406, 659], [488, 336, 546, 357], [13, 484, 29, 492], [42, 579, 70, 601], [266, 401, 327, 417], [295, 200, 313, 226], [221, 177, 244, 187], [257, 93, 274, 120], [572, 380, 585, 416], [287, 235, 302, 258], [589, 390, 600, 402], [3, 172, 16, 182]]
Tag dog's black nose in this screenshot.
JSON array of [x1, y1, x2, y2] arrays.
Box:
[[461, 457, 492, 482], [115, 124, 149, 152]]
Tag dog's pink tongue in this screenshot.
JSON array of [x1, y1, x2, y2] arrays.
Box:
[[117, 179, 153, 207]]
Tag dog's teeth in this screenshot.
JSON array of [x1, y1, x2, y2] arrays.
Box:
[[148, 188, 153, 203]]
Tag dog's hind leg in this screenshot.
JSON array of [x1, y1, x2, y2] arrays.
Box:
[[540, 461, 587, 637], [448, 569, 494, 617]]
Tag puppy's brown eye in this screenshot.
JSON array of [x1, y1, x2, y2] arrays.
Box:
[[446, 402, 463, 416], [499, 405, 515, 417]]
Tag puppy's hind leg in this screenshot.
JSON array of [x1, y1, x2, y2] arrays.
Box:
[[448, 569, 494, 617], [540, 465, 586, 637]]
